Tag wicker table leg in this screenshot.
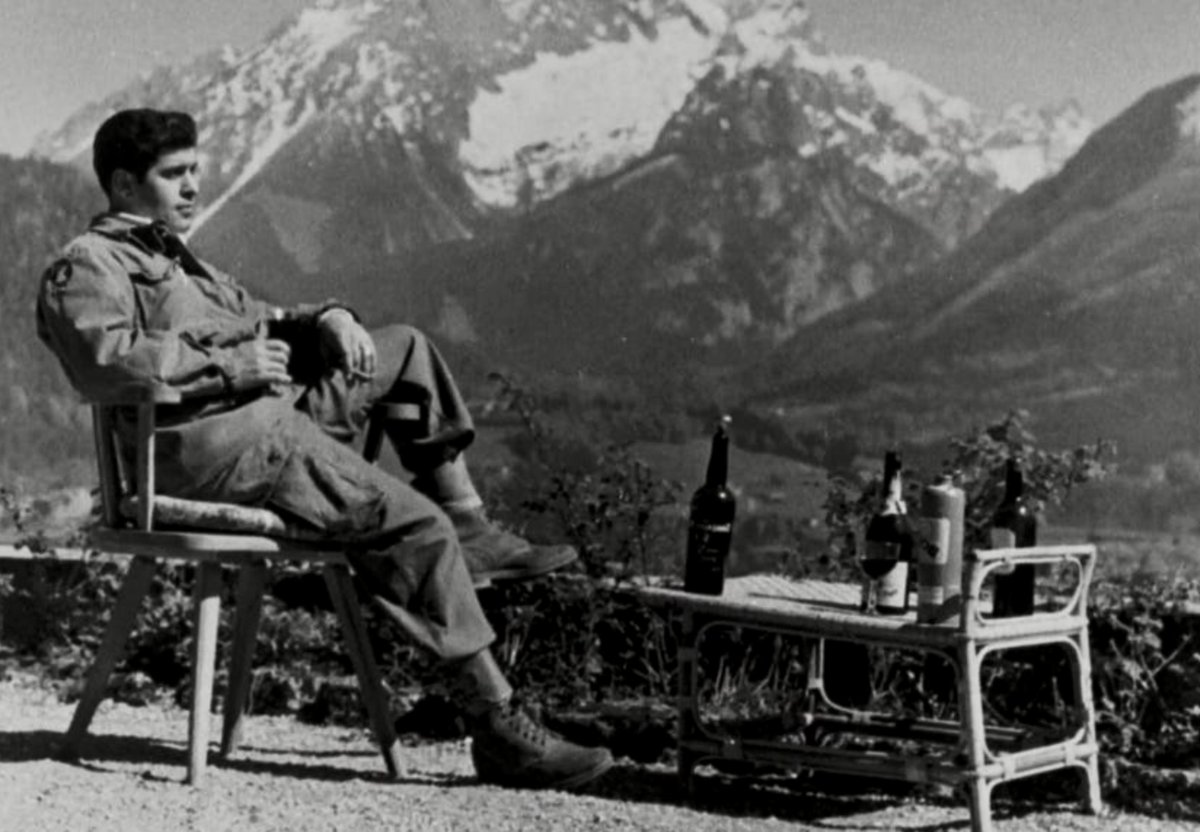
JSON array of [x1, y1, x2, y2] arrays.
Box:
[[957, 637, 992, 832], [1070, 628, 1104, 814], [675, 610, 700, 797]]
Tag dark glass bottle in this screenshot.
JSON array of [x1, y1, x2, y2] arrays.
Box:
[[683, 416, 736, 595], [990, 458, 1038, 617], [860, 451, 912, 614]]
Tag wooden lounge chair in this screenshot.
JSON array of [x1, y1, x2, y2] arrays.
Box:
[[61, 383, 429, 785]]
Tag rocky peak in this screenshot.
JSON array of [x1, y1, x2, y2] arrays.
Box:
[[30, 0, 1094, 367]]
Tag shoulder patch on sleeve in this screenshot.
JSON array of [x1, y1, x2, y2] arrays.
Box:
[[45, 258, 74, 288]]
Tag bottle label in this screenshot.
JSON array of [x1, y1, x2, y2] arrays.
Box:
[[687, 523, 732, 561], [685, 520, 732, 595], [919, 518, 950, 565], [990, 528, 1017, 549], [864, 540, 902, 560], [876, 561, 908, 612]]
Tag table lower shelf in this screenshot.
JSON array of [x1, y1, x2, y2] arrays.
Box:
[[679, 730, 1100, 789]]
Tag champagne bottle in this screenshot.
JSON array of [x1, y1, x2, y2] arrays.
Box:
[[990, 458, 1037, 617], [683, 416, 736, 595], [860, 451, 912, 614]]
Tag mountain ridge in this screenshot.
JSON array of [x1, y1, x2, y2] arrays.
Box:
[[746, 73, 1200, 467], [33, 0, 1090, 364], [30, 0, 1189, 486]]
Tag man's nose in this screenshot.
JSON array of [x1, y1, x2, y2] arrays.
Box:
[[182, 172, 199, 195]]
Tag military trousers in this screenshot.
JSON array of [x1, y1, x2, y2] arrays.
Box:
[[184, 323, 495, 662]]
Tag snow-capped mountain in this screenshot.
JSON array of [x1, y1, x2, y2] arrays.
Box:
[[36, 0, 1091, 374], [983, 100, 1092, 191], [748, 74, 1200, 469]]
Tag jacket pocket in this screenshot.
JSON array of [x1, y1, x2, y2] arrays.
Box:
[[129, 260, 189, 329], [175, 431, 287, 505]]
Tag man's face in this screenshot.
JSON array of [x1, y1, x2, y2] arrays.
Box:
[[118, 147, 200, 234]]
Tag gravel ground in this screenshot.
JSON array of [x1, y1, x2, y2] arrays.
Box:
[[0, 679, 1195, 832]]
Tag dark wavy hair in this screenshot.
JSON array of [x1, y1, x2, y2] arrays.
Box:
[[92, 109, 197, 196]]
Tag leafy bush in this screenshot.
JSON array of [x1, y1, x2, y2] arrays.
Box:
[[467, 372, 683, 706], [822, 409, 1115, 575], [1089, 576, 1200, 768], [483, 371, 683, 581], [0, 486, 122, 667]]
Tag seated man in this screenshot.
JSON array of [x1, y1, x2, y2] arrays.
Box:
[[36, 108, 612, 791]]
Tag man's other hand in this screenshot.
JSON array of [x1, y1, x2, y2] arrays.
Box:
[[318, 308, 377, 380], [228, 338, 293, 391]]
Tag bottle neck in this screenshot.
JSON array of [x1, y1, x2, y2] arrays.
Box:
[[884, 478, 904, 514], [705, 425, 729, 488], [881, 452, 904, 514], [1003, 460, 1024, 503]]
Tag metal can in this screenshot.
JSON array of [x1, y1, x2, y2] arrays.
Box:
[[917, 476, 965, 624]]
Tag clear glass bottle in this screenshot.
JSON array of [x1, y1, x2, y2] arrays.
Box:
[[860, 451, 912, 615]]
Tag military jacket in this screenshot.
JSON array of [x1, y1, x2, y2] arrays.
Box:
[[36, 212, 346, 497]]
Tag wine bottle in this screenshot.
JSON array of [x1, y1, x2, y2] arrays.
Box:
[[990, 458, 1037, 617], [683, 416, 737, 595], [860, 451, 912, 615]]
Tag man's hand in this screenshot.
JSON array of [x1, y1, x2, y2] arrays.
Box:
[[226, 338, 293, 391], [318, 308, 376, 380]]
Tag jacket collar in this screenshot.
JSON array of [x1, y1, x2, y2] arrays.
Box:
[[88, 212, 180, 258], [89, 211, 149, 241]]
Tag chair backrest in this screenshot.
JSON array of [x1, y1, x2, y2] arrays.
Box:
[[89, 392, 173, 533], [91, 404, 125, 530]]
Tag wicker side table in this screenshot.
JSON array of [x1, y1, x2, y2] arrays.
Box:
[[638, 544, 1103, 832]]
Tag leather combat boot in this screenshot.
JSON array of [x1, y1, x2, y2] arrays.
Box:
[[470, 699, 614, 791], [448, 507, 578, 586]]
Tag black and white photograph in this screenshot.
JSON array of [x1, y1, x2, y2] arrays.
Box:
[[2, 2, 1199, 830]]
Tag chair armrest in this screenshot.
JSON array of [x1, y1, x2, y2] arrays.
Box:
[[86, 383, 183, 406]]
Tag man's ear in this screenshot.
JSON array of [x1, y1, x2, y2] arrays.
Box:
[[110, 168, 136, 201]]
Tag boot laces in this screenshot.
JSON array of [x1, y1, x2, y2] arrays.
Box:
[[503, 702, 553, 747]]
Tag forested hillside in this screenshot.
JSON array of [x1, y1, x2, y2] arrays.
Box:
[[0, 155, 103, 488]]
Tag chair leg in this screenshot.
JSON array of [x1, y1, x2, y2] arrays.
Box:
[[322, 564, 402, 779], [61, 556, 157, 759], [220, 561, 267, 758], [187, 561, 223, 786]]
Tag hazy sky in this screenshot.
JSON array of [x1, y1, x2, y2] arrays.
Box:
[[0, 0, 311, 156], [1, 0, 1197, 157], [806, 0, 1200, 119]]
